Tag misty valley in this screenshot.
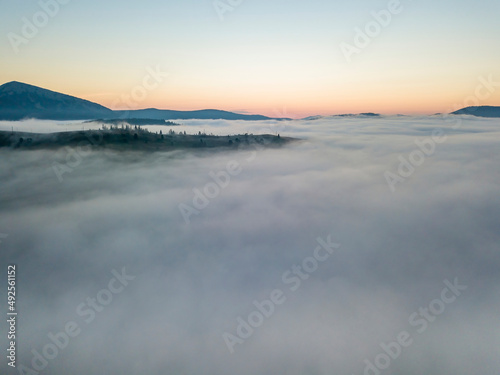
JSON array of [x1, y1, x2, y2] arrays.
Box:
[[1, 115, 499, 374]]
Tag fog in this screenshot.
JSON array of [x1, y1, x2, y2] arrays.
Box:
[[1, 116, 499, 375]]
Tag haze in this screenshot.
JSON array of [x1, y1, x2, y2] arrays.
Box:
[[0, 116, 499, 374]]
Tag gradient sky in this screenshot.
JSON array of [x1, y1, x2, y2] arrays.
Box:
[[1, 0, 499, 117]]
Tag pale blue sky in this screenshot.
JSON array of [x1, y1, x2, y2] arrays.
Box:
[[1, 0, 499, 116]]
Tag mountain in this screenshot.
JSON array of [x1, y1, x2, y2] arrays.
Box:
[[0, 81, 289, 121], [0, 81, 114, 120], [451, 106, 500, 118], [302, 115, 325, 121], [112, 108, 284, 121], [302, 113, 381, 120]]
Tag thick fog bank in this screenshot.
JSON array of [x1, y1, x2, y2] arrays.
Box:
[[1, 116, 499, 374]]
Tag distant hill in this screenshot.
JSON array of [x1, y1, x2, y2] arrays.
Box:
[[0, 81, 114, 120], [302, 113, 381, 120], [451, 106, 500, 118], [112, 108, 283, 121], [0, 81, 289, 121]]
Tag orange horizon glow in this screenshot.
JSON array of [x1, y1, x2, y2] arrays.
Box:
[[4, 68, 499, 119], [79, 91, 499, 119]]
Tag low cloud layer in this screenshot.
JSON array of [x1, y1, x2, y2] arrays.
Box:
[[1, 116, 499, 374]]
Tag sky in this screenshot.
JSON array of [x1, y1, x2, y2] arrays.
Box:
[[1, 116, 500, 374], [1, 0, 499, 117]]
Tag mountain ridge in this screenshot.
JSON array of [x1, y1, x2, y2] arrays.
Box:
[[0, 81, 289, 121], [2, 81, 499, 120], [451, 106, 500, 118], [0, 81, 113, 120]]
